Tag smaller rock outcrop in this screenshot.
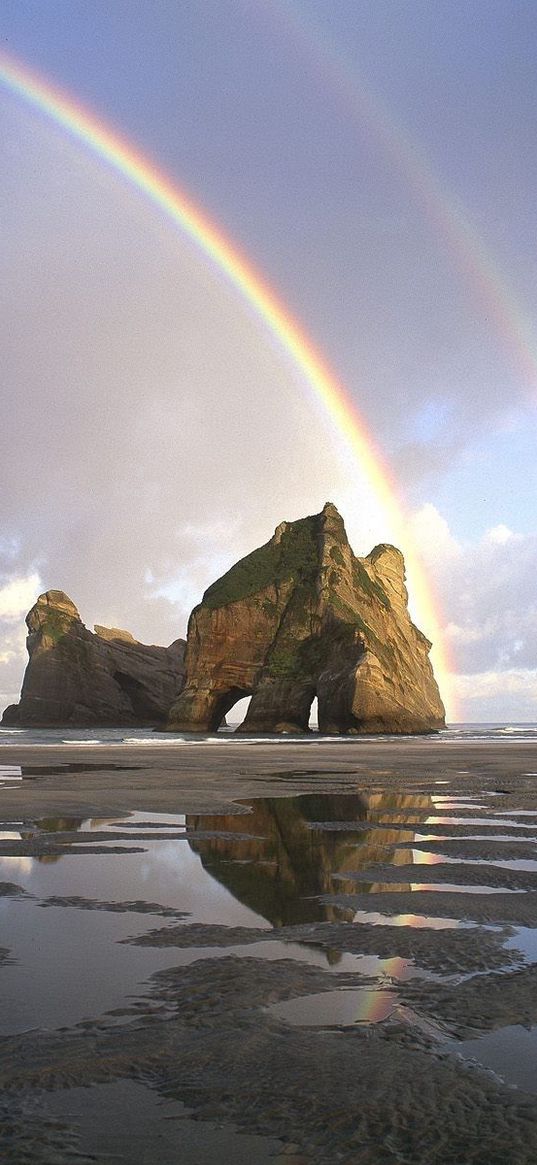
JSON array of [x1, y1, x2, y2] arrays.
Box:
[[2, 590, 185, 728]]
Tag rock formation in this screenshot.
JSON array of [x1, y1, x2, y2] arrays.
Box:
[[2, 590, 185, 728], [166, 503, 445, 734]]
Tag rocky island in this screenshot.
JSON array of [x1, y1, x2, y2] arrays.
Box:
[[167, 502, 445, 734], [2, 504, 445, 734], [2, 590, 185, 727]]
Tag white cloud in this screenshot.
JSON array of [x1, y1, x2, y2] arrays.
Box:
[[445, 621, 494, 645], [453, 669, 537, 722], [485, 524, 521, 545], [0, 620, 31, 707], [455, 670, 537, 699], [408, 505, 537, 715], [408, 503, 462, 570], [0, 574, 41, 621]]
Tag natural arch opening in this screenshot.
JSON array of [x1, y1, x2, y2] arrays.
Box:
[[210, 688, 252, 732], [308, 696, 319, 731], [226, 695, 252, 729]]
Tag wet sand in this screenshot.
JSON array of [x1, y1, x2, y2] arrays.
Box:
[[2, 735, 537, 818], [2, 737, 537, 1163]]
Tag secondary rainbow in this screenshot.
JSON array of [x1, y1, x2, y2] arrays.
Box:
[[0, 49, 454, 715], [272, 0, 537, 393]]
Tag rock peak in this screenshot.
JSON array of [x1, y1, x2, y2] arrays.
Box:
[[369, 543, 404, 563], [30, 590, 80, 620], [320, 501, 347, 536]]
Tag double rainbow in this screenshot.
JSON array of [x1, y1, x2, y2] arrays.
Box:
[[0, 49, 454, 715]]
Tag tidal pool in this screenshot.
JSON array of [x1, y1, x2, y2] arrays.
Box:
[[0, 790, 444, 1033], [451, 1026, 537, 1094], [45, 1080, 283, 1164], [269, 986, 398, 1027], [2, 760, 537, 1163], [1, 781, 535, 1127]]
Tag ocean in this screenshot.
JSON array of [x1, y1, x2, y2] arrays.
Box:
[[1, 722, 536, 747]]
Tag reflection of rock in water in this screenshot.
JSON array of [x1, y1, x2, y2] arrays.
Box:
[[29, 817, 84, 834], [188, 792, 432, 926], [17, 816, 84, 865], [19, 816, 113, 863]]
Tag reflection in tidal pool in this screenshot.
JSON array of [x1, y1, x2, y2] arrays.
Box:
[[186, 790, 434, 926], [352, 909, 467, 930], [0, 765, 22, 784], [269, 987, 398, 1027], [7, 785, 526, 1036], [2, 773, 536, 1156], [0, 789, 440, 1032]]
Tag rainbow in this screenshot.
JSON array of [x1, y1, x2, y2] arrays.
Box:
[[272, 0, 537, 392], [0, 49, 454, 715], [352, 986, 396, 1024]]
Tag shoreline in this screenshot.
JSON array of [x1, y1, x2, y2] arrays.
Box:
[[1, 737, 536, 818]]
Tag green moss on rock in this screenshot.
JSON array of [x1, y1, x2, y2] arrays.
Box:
[[41, 611, 73, 646], [352, 561, 390, 609], [267, 647, 302, 679], [203, 516, 318, 611], [329, 545, 345, 567], [330, 594, 361, 625]]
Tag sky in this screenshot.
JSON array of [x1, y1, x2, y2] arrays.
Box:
[[1, 0, 536, 722]]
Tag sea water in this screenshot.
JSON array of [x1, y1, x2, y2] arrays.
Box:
[[1, 722, 537, 747]]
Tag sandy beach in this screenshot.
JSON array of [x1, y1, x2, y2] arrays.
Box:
[[2, 736, 537, 1163]]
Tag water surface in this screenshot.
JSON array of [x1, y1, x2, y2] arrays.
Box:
[[2, 771, 537, 1151]]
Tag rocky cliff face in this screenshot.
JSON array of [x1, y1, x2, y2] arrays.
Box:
[[2, 590, 185, 728], [166, 503, 445, 734]]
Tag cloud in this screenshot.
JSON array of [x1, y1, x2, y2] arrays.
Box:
[[0, 103, 392, 706], [0, 574, 41, 621], [485, 524, 521, 546], [455, 670, 537, 699], [409, 503, 462, 568], [453, 669, 537, 722], [0, 573, 42, 705], [410, 504, 537, 715], [0, 620, 32, 707]]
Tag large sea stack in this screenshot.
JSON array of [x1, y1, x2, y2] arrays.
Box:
[[2, 591, 185, 728], [166, 503, 445, 734]]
